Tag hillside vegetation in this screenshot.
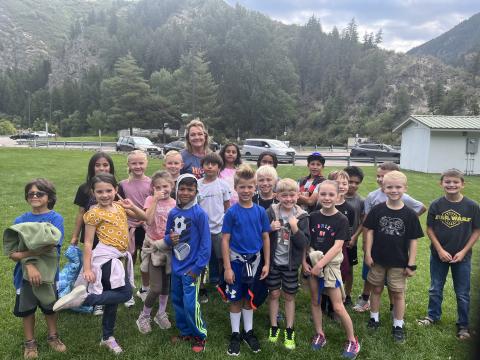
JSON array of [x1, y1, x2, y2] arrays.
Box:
[[0, 0, 479, 145]]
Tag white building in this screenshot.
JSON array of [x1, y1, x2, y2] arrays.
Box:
[[393, 115, 480, 175]]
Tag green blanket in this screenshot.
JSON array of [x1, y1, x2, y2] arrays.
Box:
[[3, 222, 61, 307]]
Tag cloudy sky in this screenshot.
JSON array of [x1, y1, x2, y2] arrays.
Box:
[[224, 0, 479, 53]]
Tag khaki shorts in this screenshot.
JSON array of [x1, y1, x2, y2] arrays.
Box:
[[367, 264, 406, 292]]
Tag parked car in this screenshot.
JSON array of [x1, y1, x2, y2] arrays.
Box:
[[10, 132, 39, 140], [163, 140, 185, 154], [350, 143, 400, 161], [116, 136, 161, 154], [32, 131, 55, 137], [163, 139, 220, 154], [241, 138, 296, 163]]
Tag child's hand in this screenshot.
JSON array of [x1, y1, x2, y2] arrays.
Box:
[[404, 267, 415, 277], [311, 263, 323, 277], [270, 220, 281, 232], [451, 250, 465, 263], [26, 264, 42, 286], [260, 264, 269, 280], [119, 198, 134, 210], [170, 230, 180, 245], [153, 188, 168, 201], [83, 269, 96, 283], [224, 268, 235, 284], [302, 261, 312, 275], [288, 216, 298, 233], [186, 270, 197, 280], [348, 235, 357, 248], [365, 255, 374, 268], [437, 248, 453, 262]]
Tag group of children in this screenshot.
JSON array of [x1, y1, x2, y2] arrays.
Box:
[[6, 145, 480, 359]]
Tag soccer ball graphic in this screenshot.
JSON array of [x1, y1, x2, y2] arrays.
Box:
[[174, 216, 187, 235]]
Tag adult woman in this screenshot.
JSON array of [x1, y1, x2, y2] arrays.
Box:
[[181, 118, 211, 179]]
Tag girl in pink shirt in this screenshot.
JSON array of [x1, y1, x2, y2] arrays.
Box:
[[136, 171, 176, 333], [219, 143, 242, 205]]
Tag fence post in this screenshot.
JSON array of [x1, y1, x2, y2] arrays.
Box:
[[373, 156, 377, 167], [347, 156, 351, 166]]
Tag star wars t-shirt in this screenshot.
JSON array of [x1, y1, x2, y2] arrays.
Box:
[[427, 196, 480, 259], [363, 202, 424, 267]]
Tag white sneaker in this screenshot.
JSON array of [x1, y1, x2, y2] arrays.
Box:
[[154, 311, 172, 329], [53, 285, 88, 312], [352, 295, 370, 312], [124, 297, 135, 308], [100, 336, 123, 354], [136, 289, 148, 302], [136, 312, 152, 334], [93, 305, 104, 316]]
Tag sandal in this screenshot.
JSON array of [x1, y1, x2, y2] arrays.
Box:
[[457, 327, 471, 340], [417, 317, 435, 326], [24, 339, 38, 359]]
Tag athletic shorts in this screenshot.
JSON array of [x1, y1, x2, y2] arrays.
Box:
[[134, 227, 146, 249], [266, 265, 299, 294], [224, 260, 253, 302], [367, 265, 406, 292], [347, 245, 358, 266], [14, 280, 57, 318]]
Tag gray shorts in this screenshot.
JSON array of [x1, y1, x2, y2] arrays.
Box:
[[14, 280, 56, 317], [266, 265, 299, 294]]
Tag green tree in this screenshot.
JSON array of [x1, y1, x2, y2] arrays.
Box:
[[0, 119, 16, 135]]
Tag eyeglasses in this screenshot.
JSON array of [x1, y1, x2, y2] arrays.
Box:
[[27, 191, 47, 199]]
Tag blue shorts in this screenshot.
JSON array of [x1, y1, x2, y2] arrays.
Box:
[[362, 261, 370, 281], [224, 260, 253, 302]]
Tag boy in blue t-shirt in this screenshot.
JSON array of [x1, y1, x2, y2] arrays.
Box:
[[222, 164, 270, 356], [7, 179, 66, 358]]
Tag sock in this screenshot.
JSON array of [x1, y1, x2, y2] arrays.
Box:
[[370, 312, 379, 322], [390, 303, 394, 312], [286, 327, 294, 336], [230, 312, 241, 333], [362, 293, 370, 301], [158, 295, 168, 314], [143, 305, 152, 316], [242, 308, 253, 332], [141, 286, 150, 292], [271, 325, 278, 333], [393, 318, 404, 328]]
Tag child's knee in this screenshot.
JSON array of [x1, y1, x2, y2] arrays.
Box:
[[372, 286, 383, 295], [283, 292, 295, 302], [269, 289, 281, 300], [391, 290, 404, 301]]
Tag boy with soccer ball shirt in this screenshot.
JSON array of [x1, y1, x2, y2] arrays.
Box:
[[363, 171, 424, 343], [417, 169, 480, 340], [222, 164, 270, 356], [164, 174, 211, 352]]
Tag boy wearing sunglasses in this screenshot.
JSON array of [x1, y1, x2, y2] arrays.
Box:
[[6, 178, 66, 359]]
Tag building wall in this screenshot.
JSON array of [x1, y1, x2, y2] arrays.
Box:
[[428, 132, 480, 174], [400, 123, 430, 172]]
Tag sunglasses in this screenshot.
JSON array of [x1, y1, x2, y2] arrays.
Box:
[[27, 191, 47, 199]]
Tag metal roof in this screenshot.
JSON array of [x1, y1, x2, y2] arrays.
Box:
[[393, 115, 480, 132]]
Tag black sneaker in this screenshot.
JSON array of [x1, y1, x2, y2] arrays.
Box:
[[367, 318, 380, 330], [242, 329, 261, 353], [344, 295, 353, 307], [199, 288, 208, 304], [227, 332, 241, 356], [392, 326, 405, 343]]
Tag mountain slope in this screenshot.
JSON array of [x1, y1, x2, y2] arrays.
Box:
[[407, 12, 480, 68]]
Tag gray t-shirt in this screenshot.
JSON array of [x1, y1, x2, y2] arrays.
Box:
[[427, 196, 480, 258], [345, 194, 364, 233], [273, 213, 292, 266], [364, 188, 424, 215]]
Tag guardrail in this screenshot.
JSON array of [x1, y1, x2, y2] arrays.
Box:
[[16, 139, 116, 150], [294, 154, 400, 166]]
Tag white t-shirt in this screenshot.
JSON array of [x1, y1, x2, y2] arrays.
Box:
[[364, 188, 424, 215], [198, 178, 231, 234]]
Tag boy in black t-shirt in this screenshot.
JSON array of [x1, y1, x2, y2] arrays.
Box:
[[363, 171, 423, 343], [417, 169, 480, 340]]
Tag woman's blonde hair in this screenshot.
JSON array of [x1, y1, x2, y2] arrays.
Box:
[[185, 118, 210, 154]]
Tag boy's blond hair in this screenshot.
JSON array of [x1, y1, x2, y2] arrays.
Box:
[[327, 170, 350, 181], [382, 170, 407, 185], [164, 150, 182, 161], [255, 165, 278, 180], [440, 168, 464, 183], [276, 178, 299, 193], [234, 164, 255, 187]]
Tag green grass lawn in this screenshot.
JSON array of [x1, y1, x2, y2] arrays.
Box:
[[0, 148, 478, 359]]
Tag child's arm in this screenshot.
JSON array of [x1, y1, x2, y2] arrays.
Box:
[[260, 231, 270, 280], [223, 200, 230, 213], [404, 239, 418, 277], [289, 216, 310, 249], [119, 199, 147, 221], [349, 224, 363, 248], [188, 212, 211, 277], [364, 229, 374, 267], [452, 228, 480, 263], [25, 263, 42, 287], [222, 233, 234, 284], [9, 246, 54, 262], [426, 226, 453, 262], [297, 192, 318, 207], [70, 207, 86, 245], [311, 239, 344, 276], [145, 200, 157, 226], [82, 224, 96, 283], [302, 248, 312, 275]]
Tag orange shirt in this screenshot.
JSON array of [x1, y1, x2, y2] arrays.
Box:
[[83, 203, 129, 251]]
